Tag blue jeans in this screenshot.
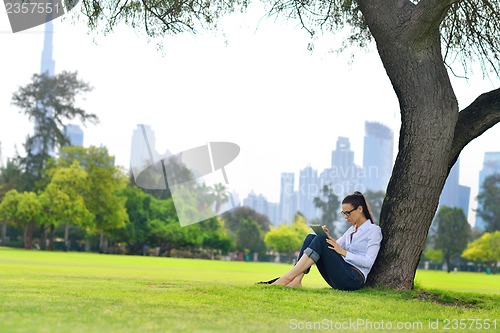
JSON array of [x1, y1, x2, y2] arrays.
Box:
[[297, 234, 364, 291]]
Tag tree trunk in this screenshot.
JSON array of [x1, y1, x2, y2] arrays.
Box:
[[99, 231, 104, 253], [1, 220, 6, 246], [48, 224, 55, 250], [40, 224, 47, 250], [23, 224, 28, 249], [24, 223, 35, 249], [445, 255, 451, 273], [64, 223, 70, 251], [359, 1, 459, 289], [99, 231, 108, 253]]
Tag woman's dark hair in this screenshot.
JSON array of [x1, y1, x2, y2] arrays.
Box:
[[342, 191, 374, 223]]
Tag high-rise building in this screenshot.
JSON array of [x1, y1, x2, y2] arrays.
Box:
[[439, 158, 470, 216], [331, 137, 354, 169], [32, 20, 56, 157], [64, 124, 84, 146], [243, 191, 267, 215], [298, 166, 320, 222], [458, 185, 471, 218], [330, 137, 362, 199], [243, 192, 280, 225], [440, 160, 459, 206], [267, 202, 280, 226], [362, 122, 394, 193], [130, 124, 160, 173], [475, 152, 500, 230], [279, 172, 296, 225], [243, 191, 274, 223], [40, 20, 55, 76], [439, 158, 470, 219]]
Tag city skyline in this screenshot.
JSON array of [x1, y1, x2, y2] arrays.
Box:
[[241, 128, 498, 228], [244, 123, 394, 225], [125, 122, 495, 228]]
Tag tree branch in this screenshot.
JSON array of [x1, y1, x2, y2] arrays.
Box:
[[449, 88, 500, 168], [408, 0, 459, 42]]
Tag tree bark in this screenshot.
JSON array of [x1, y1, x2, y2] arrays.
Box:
[[370, 75, 498, 283], [40, 224, 47, 250], [450, 88, 500, 166], [1, 220, 6, 246], [445, 256, 451, 273], [360, 0, 461, 289], [48, 224, 55, 250], [360, 0, 500, 288], [25, 222, 35, 249], [99, 230, 104, 253], [64, 223, 70, 251], [99, 231, 109, 253]]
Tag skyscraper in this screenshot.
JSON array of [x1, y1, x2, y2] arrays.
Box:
[[243, 191, 278, 224], [64, 124, 84, 146], [439, 158, 470, 219], [298, 166, 320, 222], [32, 20, 56, 156], [40, 20, 55, 76], [475, 152, 500, 230], [130, 124, 160, 172], [330, 137, 362, 199], [363, 122, 394, 193], [279, 172, 296, 225], [331, 137, 354, 169]]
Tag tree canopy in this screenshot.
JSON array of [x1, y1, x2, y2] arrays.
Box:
[[265, 212, 309, 257], [11, 71, 98, 190], [462, 231, 500, 273], [77, 0, 500, 76], [432, 206, 471, 272]]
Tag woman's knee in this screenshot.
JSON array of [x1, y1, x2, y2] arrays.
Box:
[[302, 233, 316, 245], [311, 233, 328, 246]]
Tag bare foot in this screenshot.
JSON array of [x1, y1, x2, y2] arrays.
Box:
[[285, 274, 304, 288], [271, 275, 293, 286], [285, 281, 302, 288]]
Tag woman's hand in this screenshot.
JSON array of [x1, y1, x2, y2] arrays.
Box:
[[322, 225, 333, 239], [326, 238, 347, 257]]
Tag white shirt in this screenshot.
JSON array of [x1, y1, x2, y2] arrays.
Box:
[[337, 220, 382, 280]]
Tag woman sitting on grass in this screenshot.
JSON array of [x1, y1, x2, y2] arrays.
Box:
[[261, 191, 382, 291]]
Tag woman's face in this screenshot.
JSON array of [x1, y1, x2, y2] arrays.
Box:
[[341, 203, 362, 226]]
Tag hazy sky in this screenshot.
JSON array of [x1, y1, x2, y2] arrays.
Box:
[[1, 3, 499, 225]]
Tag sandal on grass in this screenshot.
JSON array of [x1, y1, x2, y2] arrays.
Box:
[[255, 277, 280, 284]]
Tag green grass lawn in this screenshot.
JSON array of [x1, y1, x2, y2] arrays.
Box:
[[0, 247, 499, 333]]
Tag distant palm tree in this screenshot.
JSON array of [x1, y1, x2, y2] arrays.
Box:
[[211, 183, 229, 213]]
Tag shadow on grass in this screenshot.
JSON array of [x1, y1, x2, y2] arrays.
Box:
[[250, 282, 498, 310]]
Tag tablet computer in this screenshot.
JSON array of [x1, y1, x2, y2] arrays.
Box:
[[309, 225, 332, 239]]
